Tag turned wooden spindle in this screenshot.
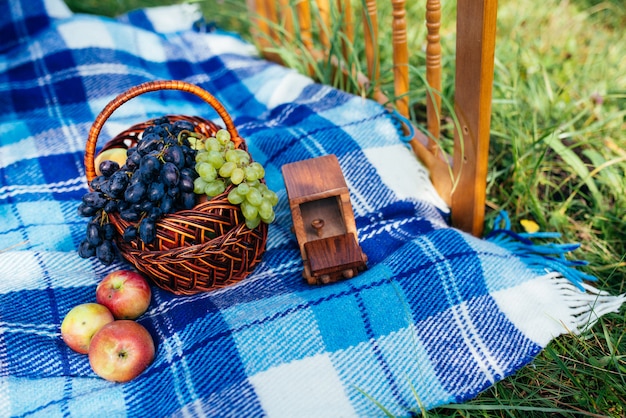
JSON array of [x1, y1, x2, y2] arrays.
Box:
[[362, 0, 380, 90], [263, 1, 279, 45], [338, 0, 354, 66], [278, 0, 293, 37], [247, 0, 268, 53], [317, 0, 331, 51], [426, 0, 442, 148], [297, 0, 314, 54], [391, 0, 409, 118]]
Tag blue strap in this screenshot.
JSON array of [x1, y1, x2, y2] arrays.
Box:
[[389, 108, 415, 143]]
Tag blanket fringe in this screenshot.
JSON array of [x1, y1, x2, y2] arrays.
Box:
[[485, 212, 597, 291], [549, 274, 626, 334], [495, 272, 625, 344]]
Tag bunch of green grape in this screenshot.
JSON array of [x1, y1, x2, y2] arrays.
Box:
[[194, 129, 278, 229]]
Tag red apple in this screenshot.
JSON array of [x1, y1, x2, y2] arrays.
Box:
[[88, 320, 155, 382], [96, 270, 151, 319], [61, 303, 114, 354]]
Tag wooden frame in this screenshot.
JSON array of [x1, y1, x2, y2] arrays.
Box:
[[248, 0, 498, 237]]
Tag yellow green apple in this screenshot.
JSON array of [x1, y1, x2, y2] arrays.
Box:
[[61, 303, 114, 354]]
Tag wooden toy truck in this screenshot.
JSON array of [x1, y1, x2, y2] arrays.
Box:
[[282, 155, 368, 285]]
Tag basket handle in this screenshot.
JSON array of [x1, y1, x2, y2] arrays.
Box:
[[85, 80, 241, 183]]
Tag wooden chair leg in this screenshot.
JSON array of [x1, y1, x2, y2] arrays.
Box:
[[451, 0, 498, 236]]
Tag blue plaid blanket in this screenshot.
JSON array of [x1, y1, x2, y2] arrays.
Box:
[[1, 1, 624, 416]]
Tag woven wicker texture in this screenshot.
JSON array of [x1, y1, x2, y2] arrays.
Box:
[[84, 80, 268, 295]]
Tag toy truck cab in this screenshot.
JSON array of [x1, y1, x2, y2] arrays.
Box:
[[282, 155, 367, 285]]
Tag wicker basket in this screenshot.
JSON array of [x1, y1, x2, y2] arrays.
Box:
[[84, 80, 268, 295]]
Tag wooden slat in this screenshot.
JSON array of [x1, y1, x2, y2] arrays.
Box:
[[451, 0, 498, 236]]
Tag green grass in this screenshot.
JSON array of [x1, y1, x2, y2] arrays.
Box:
[[63, 0, 179, 16], [65, 0, 626, 416]]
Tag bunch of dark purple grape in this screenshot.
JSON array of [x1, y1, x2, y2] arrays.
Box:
[[77, 117, 200, 265]]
